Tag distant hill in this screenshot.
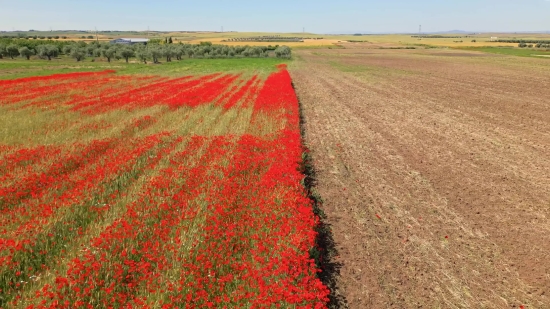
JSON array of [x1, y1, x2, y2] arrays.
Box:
[[324, 30, 472, 35], [324, 30, 550, 35]]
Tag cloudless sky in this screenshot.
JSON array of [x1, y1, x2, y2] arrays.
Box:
[[1, 0, 550, 33]]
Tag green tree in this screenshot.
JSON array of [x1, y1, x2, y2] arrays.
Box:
[[252, 47, 262, 57], [274, 46, 291, 59], [62, 45, 74, 55], [242, 47, 252, 57], [135, 48, 149, 64], [101, 48, 116, 62], [148, 39, 163, 45], [162, 46, 175, 62], [120, 47, 135, 63], [92, 48, 102, 57], [18, 46, 33, 60], [85, 45, 96, 56], [70, 48, 86, 61], [0, 44, 6, 59], [6, 44, 19, 59], [36, 44, 59, 60], [174, 45, 185, 60], [149, 46, 162, 63], [168, 37, 173, 44]]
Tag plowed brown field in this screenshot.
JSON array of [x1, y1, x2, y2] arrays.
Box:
[[290, 45, 550, 308]]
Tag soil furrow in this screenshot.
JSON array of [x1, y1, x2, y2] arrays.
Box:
[[291, 47, 550, 308]]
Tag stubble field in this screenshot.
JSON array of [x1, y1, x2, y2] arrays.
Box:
[[290, 45, 550, 308]]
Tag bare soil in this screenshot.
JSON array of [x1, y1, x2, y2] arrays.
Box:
[[290, 46, 550, 308]]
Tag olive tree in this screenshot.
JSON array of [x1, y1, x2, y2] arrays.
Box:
[[274, 46, 291, 59], [149, 46, 162, 63], [173, 45, 185, 60], [162, 46, 175, 62], [62, 45, 74, 55], [70, 48, 86, 61], [92, 48, 102, 57], [19, 46, 34, 60], [6, 44, 19, 59], [0, 43, 6, 59], [86, 45, 96, 56], [242, 47, 253, 57], [120, 47, 135, 63], [36, 44, 59, 60], [101, 48, 116, 62], [135, 47, 149, 64]]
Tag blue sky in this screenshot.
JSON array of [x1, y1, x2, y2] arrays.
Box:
[[1, 0, 549, 33]]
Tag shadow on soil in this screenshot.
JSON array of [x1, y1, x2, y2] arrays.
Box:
[[293, 81, 348, 308]]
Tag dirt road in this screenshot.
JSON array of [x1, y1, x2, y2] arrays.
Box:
[[290, 46, 550, 308]]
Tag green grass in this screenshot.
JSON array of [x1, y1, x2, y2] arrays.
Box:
[[0, 56, 289, 80], [455, 46, 550, 58]]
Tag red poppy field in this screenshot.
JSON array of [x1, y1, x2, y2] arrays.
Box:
[[0, 66, 329, 308]]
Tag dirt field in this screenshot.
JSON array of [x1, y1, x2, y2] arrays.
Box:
[[290, 45, 550, 308]]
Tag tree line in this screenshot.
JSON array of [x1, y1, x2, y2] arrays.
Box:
[[0, 35, 69, 40], [518, 42, 550, 48], [225, 37, 305, 42], [411, 35, 471, 39], [0, 40, 292, 62], [222, 36, 324, 43], [0, 37, 76, 51], [495, 39, 550, 44]]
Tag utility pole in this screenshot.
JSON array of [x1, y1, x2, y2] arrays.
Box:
[[95, 27, 99, 43]]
